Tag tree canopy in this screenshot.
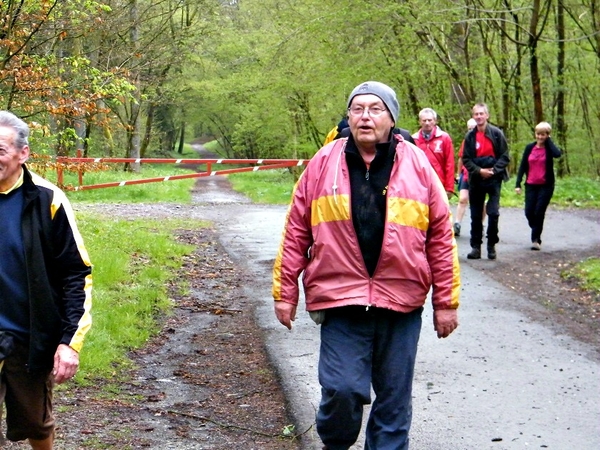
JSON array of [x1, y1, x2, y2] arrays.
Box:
[[1, 0, 599, 176]]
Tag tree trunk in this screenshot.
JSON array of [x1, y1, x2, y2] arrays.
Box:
[[555, 0, 568, 177], [529, 0, 544, 124], [141, 103, 155, 158], [126, 0, 141, 172], [178, 120, 185, 154]]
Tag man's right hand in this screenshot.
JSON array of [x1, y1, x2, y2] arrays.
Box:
[[275, 301, 297, 330], [433, 309, 458, 338]]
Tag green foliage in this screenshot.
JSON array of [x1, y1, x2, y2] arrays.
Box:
[[202, 140, 225, 155], [75, 214, 205, 383], [185, 0, 600, 176], [497, 177, 600, 209], [4, 0, 600, 177], [171, 143, 200, 158], [550, 177, 600, 208]]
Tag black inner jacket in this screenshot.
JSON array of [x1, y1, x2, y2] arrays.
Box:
[[344, 131, 395, 277]]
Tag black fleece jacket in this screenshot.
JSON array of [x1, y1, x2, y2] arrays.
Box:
[[462, 124, 510, 184], [5, 166, 92, 371], [344, 133, 396, 277], [515, 138, 562, 189]]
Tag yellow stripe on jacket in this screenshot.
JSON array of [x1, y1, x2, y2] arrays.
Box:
[[387, 197, 430, 231], [311, 195, 350, 226]]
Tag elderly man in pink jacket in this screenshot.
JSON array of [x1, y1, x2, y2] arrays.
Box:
[[273, 81, 460, 450]]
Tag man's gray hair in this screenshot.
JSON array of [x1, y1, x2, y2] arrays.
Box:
[[418, 108, 438, 120], [473, 103, 489, 114], [0, 111, 30, 149]]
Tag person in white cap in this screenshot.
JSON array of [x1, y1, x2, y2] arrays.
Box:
[[273, 81, 460, 450], [454, 117, 480, 237]]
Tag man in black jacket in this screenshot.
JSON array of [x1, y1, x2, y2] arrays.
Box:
[[462, 103, 510, 260], [0, 111, 92, 449]]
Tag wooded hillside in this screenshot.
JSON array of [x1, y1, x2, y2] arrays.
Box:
[[2, 0, 599, 176]]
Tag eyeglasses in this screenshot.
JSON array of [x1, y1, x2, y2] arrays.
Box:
[[347, 106, 387, 117]]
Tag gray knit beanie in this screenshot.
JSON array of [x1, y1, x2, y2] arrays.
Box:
[[347, 81, 399, 123]]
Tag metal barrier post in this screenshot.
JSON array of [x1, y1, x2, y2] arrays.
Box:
[[77, 149, 83, 187], [57, 161, 63, 187]]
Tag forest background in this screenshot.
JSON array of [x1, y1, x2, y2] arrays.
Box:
[[1, 0, 600, 178]]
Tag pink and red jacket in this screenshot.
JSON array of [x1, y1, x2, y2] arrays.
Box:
[[272, 136, 460, 314], [412, 126, 456, 193]]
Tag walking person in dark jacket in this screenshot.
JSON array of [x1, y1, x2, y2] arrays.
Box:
[[0, 111, 92, 449], [462, 103, 510, 260], [515, 121, 562, 250]]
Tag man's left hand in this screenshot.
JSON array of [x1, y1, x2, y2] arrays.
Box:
[[274, 301, 297, 330], [433, 309, 458, 338], [480, 168, 494, 179], [53, 344, 79, 384]]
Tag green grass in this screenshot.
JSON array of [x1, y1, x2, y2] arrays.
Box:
[[228, 169, 298, 204], [30, 157, 197, 204], [202, 139, 223, 154], [498, 176, 600, 208], [66, 165, 197, 204], [565, 258, 600, 293], [72, 214, 206, 384]]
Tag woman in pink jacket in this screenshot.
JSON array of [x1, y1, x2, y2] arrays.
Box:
[[273, 81, 460, 450]]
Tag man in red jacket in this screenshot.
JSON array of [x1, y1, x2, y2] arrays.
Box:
[[412, 108, 455, 196]]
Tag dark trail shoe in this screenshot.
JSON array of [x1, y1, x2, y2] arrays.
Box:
[[487, 246, 497, 260], [453, 222, 461, 237], [467, 247, 481, 259]]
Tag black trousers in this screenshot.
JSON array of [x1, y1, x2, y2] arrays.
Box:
[[524, 183, 554, 244], [469, 180, 502, 248]]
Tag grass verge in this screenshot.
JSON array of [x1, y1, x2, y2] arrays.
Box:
[[500, 176, 600, 208], [71, 213, 207, 385], [564, 258, 600, 294], [31, 156, 196, 204], [228, 169, 298, 204]]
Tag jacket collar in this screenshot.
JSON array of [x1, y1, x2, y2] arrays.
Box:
[[0, 166, 25, 195]]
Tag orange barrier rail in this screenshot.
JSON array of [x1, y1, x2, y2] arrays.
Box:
[[56, 156, 309, 191]]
